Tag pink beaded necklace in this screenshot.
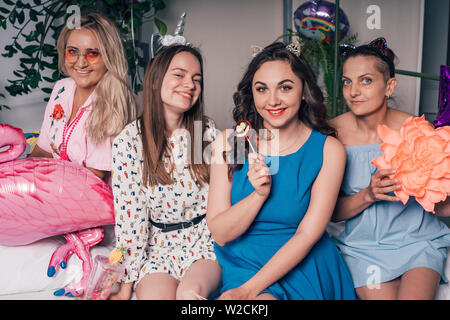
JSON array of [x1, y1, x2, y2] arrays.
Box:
[[59, 107, 86, 161]]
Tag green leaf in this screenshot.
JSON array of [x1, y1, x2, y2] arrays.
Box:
[[33, 0, 42, 5], [8, 9, 16, 24], [22, 44, 39, 56], [0, 7, 10, 14], [19, 57, 37, 64], [43, 76, 55, 82], [17, 10, 25, 24], [24, 30, 39, 41], [41, 87, 53, 94], [13, 40, 22, 50], [35, 21, 44, 33], [40, 60, 57, 69], [153, 0, 166, 11], [3, 0, 14, 6], [29, 9, 38, 22], [52, 70, 60, 80], [0, 93, 5, 98], [154, 18, 166, 35]]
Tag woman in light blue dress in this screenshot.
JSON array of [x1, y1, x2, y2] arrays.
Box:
[[329, 38, 450, 299], [206, 42, 356, 300]]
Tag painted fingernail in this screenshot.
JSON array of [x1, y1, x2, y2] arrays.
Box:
[[65, 292, 73, 297], [47, 266, 56, 277], [60, 261, 67, 269], [54, 288, 65, 296]]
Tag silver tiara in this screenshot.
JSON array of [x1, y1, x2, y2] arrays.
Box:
[[250, 40, 303, 58], [150, 12, 189, 59]]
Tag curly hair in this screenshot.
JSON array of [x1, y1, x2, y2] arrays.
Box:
[[226, 41, 336, 175]]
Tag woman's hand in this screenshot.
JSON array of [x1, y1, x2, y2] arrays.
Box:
[[247, 153, 271, 199], [365, 169, 400, 202], [218, 285, 255, 300], [108, 282, 133, 300]]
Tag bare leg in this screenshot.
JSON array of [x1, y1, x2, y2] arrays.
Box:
[[135, 272, 179, 300], [356, 277, 400, 300], [397, 267, 440, 300], [176, 259, 222, 300]]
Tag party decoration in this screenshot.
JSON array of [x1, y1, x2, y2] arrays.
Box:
[[51, 228, 105, 297], [235, 120, 257, 153], [294, 0, 350, 42], [434, 65, 450, 128], [83, 255, 123, 300], [0, 123, 26, 163], [151, 12, 187, 59], [24, 131, 40, 157], [371, 116, 450, 213], [0, 123, 115, 296]]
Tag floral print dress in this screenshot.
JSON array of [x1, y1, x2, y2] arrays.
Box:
[[112, 119, 217, 285]]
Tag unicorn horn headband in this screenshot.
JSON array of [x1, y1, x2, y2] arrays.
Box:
[[151, 11, 189, 59]]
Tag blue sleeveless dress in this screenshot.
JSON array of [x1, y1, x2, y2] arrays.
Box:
[[328, 144, 450, 288], [214, 130, 356, 300]]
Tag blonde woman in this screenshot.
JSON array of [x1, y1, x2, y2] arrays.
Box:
[[30, 11, 137, 181]]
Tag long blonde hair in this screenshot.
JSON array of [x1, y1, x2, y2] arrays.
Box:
[[57, 12, 137, 144]]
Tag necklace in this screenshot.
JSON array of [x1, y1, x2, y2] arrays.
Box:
[[59, 107, 86, 161], [277, 132, 302, 155]]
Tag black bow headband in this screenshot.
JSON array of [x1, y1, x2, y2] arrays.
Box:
[[340, 37, 395, 78]]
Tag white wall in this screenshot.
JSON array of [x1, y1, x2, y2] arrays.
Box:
[[0, 3, 50, 132], [0, 0, 426, 132]]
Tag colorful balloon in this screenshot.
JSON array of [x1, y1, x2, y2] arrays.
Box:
[[294, 0, 350, 42], [0, 123, 115, 297], [434, 65, 450, 128]]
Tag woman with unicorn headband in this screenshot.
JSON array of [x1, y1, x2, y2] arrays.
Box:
[[109, 13, 222, 300]]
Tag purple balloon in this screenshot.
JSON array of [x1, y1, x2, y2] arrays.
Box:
[[434, 65, 450, 128], [294, 0, 350, 42]]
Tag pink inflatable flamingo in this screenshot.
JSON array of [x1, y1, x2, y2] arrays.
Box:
[[0, 123, 115, 297]]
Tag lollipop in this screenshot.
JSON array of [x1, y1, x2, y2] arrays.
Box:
[[235, 120, 257, 153]]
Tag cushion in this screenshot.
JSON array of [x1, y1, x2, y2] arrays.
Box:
[[0, 225, 115, 296]]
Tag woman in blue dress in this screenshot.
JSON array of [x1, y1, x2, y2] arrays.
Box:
[[206, 42, 356, 300], [329, 38, 450, 299]]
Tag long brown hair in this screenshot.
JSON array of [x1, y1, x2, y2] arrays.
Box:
[[138, 44, 210, 187]]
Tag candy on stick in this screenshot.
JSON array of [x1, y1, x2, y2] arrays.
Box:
[[235, 120, 257, 153]]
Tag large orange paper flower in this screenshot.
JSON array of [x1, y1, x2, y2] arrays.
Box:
[[371, 115, 450, 213]]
